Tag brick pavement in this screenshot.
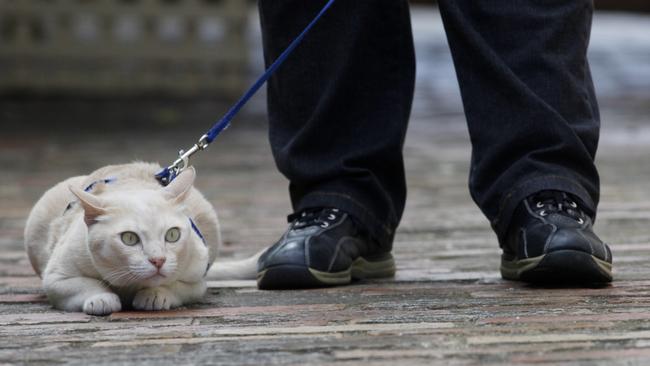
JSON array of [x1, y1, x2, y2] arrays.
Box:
[[1, 7, 650, 366]]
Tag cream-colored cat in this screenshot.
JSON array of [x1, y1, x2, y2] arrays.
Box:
[[24, 162, 220, 315]]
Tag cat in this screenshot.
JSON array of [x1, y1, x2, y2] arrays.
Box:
[[24, 162, 221, 315]]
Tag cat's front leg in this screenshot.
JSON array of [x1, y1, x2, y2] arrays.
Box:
[[43, 274, 121, 315], [133, 280, 207, 311], [132, 286, 179, 311], [83, 293, 122, 316]]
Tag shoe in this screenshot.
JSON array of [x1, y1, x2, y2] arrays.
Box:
[[500, 190, 613, 284], [256, 208, 396, 289]]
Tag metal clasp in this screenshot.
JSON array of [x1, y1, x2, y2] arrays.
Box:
[[165, 134, 210, 179]]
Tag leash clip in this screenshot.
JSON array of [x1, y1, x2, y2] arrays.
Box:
[[161, 134, 210, 185]]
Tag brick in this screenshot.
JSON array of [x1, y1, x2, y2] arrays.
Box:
[[109, 304, 346, 320], [0, 312, 91, 326], [480, 312, 650, 324], [0, 276, 41, 288], [467, 330, 650, 345], [0, 294, 47, 303], [510, 348, 650, 363], [90, 322, 455, 348], [206, 280, 257, 288]]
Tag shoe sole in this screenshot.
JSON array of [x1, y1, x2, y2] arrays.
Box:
[[501, 249, 613, 284], [257, 255, 396, 290]]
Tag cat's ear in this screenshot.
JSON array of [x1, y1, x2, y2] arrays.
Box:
[[163, 166, 196, 203], [69, 186, 106, 226]]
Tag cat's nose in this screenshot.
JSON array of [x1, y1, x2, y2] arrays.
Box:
[[148, 257, 166, 269]]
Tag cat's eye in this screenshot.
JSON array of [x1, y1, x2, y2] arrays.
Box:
[[165, 227, 181, 243], [120, 231, 140, 246]]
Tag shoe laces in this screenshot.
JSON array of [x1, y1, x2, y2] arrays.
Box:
[[289, 208, 341, 229], [529, 191, 587, 224]]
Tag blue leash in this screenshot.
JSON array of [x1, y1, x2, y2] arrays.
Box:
[[156, 0, 337, 185]]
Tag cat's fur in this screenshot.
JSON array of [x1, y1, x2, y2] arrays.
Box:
[[24, 162, 220, 315]]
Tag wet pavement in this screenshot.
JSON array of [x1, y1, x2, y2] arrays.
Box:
[[1, 7, 649, 366]]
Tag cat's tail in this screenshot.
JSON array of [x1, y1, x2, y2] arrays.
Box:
[[206, 249, 266, 280]]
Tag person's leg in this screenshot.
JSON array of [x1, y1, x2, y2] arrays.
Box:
[[437, 0, 611, 282], [256, 0, 416, 288], [438, 0, 600, 236]]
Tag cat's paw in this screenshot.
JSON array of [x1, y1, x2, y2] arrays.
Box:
[[83, 293, 122, 316], [132, 287, 180, 311]]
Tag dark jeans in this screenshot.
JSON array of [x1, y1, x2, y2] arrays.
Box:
[[258, 0, 601, 250]]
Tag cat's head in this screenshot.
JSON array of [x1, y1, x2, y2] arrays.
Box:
[[69, 168, 204, 288]]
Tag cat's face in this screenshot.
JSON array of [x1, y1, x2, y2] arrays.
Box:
[[71, 169, 199, 288], [87, 191, 194, 287]]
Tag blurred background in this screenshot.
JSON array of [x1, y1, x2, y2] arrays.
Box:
[[0, 0, 257, 132], [1, 0, 648, 133], [0, 1, 649, 256]]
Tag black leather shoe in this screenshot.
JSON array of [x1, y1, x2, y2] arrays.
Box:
[[257, 208, 396, 289], [500, 190, 613, 284]]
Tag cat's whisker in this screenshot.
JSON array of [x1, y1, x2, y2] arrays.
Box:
[[122, 272, 141, 287], [108, 267, 148, 287], [103, 268, 136, 286], [113, 269, 142, 288], [101, 268, 124, 281], [131, 265, 154, 275]]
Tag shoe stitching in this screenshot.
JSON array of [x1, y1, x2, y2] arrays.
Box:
[[576, 227, 596, 256], [544, 224, 558, 254], [524, 199, 557, 254], [520, 228, 529, 258], [576, 217, 595, 257], [524, 200, 544, 223], [264, 227, 292, 261], [306, 213, 348, 269], [328, 239, 344, 272], [324, 213, 351, 272], [305, 235, 312, 268]]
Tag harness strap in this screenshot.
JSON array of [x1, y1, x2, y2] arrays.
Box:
[[189, 218, 206, 245], [64, 178, 117, 214], [84, 178, 116, 191]]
